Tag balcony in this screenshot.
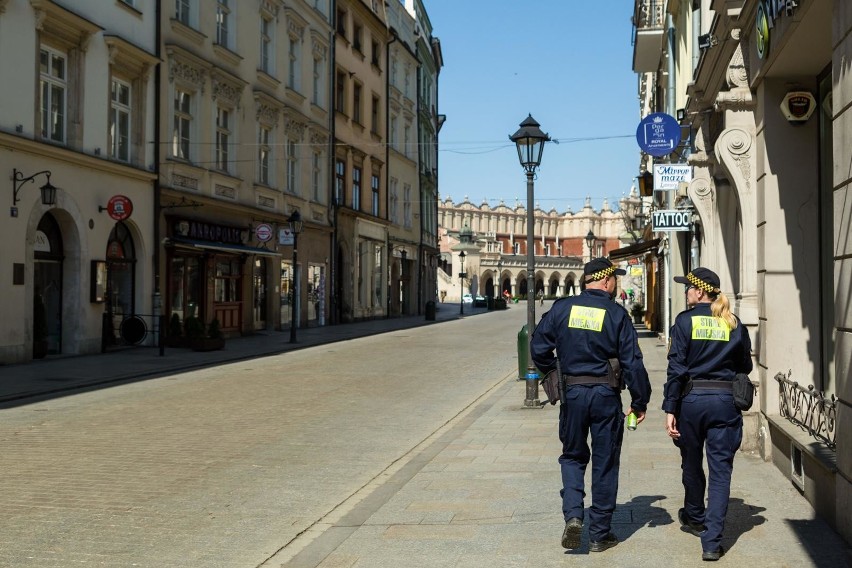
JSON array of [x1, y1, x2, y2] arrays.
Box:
[[632, 0, 666, 73]]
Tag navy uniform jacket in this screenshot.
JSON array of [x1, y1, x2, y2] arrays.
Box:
[[662, 303, 753, 413], [530, 289, 652, 413]]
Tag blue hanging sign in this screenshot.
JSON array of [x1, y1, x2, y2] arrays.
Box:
[[636, 113, 681, 157]]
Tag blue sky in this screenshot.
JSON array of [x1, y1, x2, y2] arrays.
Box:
[[426, 1, 640, 213]]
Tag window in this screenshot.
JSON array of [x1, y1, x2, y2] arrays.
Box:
[[353, 83, 362, 124], [173, 89, 192, 159], [288, 36, 300, 90], [336, 8, 346, 37], [335, 159, 345, 205], [335, 71, 346, 114], [371, 174, 380, 216], [40, 47, 66, 143], [216, 106, 231, 172], [312, 151, 322, 202], [352, 166, 362, 211], [390, 178, 398, 223], [371, 95, 379, 134], [390, 115, 397, 149], [404, 69, 410, 98], [403, 183, 412, 228], [258, 126, 271, 185], [260, 16, 273, 74], [371, 40, 380, 67], [353, 23, 362, 52], [215, 259, 241, 303], [390, 57, 397, 86], [175, 0, 192, 25], [286, 138, 298, 194], [110, 78, 131, 162], [404, 123, 411, 159], [216, 0, 232, 49], [312, 58, 322, 106], [514, 242, 520, 255]]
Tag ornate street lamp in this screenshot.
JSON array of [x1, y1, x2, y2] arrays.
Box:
[[509, 114, 550, 407], [288, 210, 303, 344], [497, 258, 503, 297], [458, 250, 466, 315], [585, 229, 596, 262], [12, 169, 57, 217]]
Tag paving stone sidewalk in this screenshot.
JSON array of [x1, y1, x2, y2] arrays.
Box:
[[281, 336, 852, 568]]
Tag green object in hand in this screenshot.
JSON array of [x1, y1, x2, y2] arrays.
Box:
[[626, 412, 638, 431]]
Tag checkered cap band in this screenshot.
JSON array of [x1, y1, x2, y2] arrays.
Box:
[[588, 265, 617, 281], [687, 272, 720, 294]]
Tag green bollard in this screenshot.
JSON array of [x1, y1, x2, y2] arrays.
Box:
[[517, 324, 543, 381], [517, 324, 528, 380]]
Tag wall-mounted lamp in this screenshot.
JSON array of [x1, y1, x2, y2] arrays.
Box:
[[12, 169, 57, 216]]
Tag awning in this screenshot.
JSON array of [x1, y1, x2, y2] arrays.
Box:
[[167, 237, 281, 257], [608, 238, 661, 262]]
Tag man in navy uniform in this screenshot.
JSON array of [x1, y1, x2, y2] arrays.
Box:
[[531, 257, 652, 552]]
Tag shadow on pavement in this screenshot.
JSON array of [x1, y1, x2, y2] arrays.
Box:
[[721, 498, 766, 552]]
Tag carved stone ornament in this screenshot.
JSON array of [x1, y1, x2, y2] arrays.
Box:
[[716, 42, 755, 111], [170, 58, 205, 91], [212, 78, 242, 106], [256, 103, 279, 126], [283, 117, 306, 139], [716, 128, 753, 190], [310, 131, 327, 147], [312, 40, 327, 60], [288, 19, 305, 40]]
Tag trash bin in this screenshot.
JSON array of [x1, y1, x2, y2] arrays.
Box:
[[486, 295, 494, 311], [425, 300, 436, 321]]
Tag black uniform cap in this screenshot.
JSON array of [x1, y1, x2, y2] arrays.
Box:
[[673, 267, 721, 294], [584, 257, 626, 281]]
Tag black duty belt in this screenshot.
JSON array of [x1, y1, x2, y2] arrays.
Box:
[[691, 380, 733, 390], [563, 375, 610, 386]]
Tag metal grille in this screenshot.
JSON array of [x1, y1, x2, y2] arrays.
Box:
[[775, 370, 837, 450]]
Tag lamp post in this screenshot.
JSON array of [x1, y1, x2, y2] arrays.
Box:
[[497, 258, 503, 298], [458, 250, 466, 315], [585, 229, 596, 262], [510, 114, 550, 408], [288, 210, 303, 344]]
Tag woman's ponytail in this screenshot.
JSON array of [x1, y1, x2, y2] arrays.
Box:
[[711, 292, 738, 330]]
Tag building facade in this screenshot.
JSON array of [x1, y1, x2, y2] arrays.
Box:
[[0, 0, 159, 362], [632, 0, 850, 544], [0, 0, 443, 364], [438, 195, 644, 303]]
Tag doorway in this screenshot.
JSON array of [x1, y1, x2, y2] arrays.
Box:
[[254, 257, 268, 330], [34, 213, 64, 355]]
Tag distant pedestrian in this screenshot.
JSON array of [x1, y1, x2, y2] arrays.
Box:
[[531, 257, 652, 553], [538, 290, 544, 306], [619, 289, 627, 306], [663, 268, 753, 562]]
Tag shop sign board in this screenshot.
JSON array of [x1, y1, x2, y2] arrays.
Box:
[[652, 209, 692, 232], [106, 195, 133, 221], [255, 223, 273, 242], [654, 164, 693, 191], [636, 113, 681, 157], [279, 228, 294, 246]]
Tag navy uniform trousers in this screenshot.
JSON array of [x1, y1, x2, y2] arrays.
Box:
[[558, 384, 624, 541], [676, 390, 742, 552]]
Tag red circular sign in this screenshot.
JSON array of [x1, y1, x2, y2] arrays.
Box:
[[107, 195, 133, 221], [255, 223, 273, 242]]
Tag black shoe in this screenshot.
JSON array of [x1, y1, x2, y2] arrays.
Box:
[[702, 547, 725, 561], [561, 517, 582, 549], [678, 508, 707, 536], [589, 533, 619, 552]]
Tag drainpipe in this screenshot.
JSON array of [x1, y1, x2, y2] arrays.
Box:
[[385, 30, 397, 319], [329, 6, 338, 325], [664, 11, 675, 344], [153, 0, 163, 352]]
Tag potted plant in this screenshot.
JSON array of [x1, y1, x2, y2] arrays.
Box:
[[630, 302, 645, 325], [189, 317, 225, 351], [166, 313, 186, 348], [32, 292, 49, 359]]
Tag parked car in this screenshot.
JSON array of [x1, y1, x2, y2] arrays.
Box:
[[473, 294, 487, 307], [462, 293, 474, 304]]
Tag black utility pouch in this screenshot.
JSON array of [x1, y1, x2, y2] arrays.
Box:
[[732, 373, 755, 410], [607, 357, 624, 390], [540, 359, 563, 405]]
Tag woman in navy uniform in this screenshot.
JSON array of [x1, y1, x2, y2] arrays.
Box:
[[532, 258, 651, 552], [663, 268, 753, 561]]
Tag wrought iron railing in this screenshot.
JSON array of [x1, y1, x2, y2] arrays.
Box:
[[775, 370, 836, 450]]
